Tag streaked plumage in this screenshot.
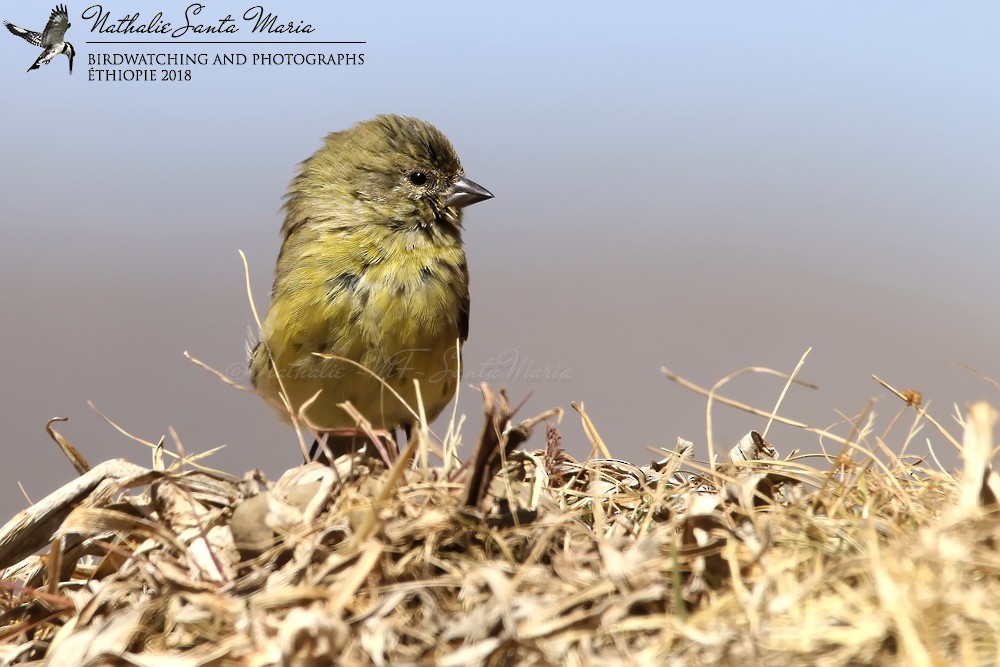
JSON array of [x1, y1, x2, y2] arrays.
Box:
[[250, 115, 492, 435], [4, 5, 75, 74]]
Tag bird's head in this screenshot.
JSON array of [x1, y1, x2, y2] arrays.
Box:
[[64, 42, 74, 74], [285, 115, 492, 238]]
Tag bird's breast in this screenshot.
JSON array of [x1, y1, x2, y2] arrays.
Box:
[[349, 245, 466, 349]]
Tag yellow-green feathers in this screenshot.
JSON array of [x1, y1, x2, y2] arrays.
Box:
[[250, 115, 490, 432]]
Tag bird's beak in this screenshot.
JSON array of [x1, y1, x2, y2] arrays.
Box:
[[445, 176, 493, 209]]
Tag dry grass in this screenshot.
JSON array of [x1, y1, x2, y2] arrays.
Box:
[[2, 372, 1000, 666]]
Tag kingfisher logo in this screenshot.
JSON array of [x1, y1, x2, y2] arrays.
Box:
[[4, 5, 76, 74], [3, 4, 365, 83]]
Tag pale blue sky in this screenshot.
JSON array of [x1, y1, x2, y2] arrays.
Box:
[[2, 2, 998, 518]]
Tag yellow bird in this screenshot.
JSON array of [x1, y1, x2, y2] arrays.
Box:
[[249, 115, 492, 454]]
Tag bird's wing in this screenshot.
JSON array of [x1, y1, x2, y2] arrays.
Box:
[[457, 259, 470, 342], [27, 49, 50, 71], [4, 21, 42, 46], [458, 291, 470, 342], [40, 4, 69, 45]]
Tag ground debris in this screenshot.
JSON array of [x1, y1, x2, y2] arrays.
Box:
[[2, 397, 999, 666]]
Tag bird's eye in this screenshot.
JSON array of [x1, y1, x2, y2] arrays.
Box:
[[408, 171, 428, 186]]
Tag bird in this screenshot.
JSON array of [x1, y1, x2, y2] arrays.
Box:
[[4, 5, 75, 74], [249, 115, 493, 459]]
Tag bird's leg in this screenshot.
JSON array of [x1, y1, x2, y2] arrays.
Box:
[[307, 428, 366, 464], [307, 427, 397, 464]]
